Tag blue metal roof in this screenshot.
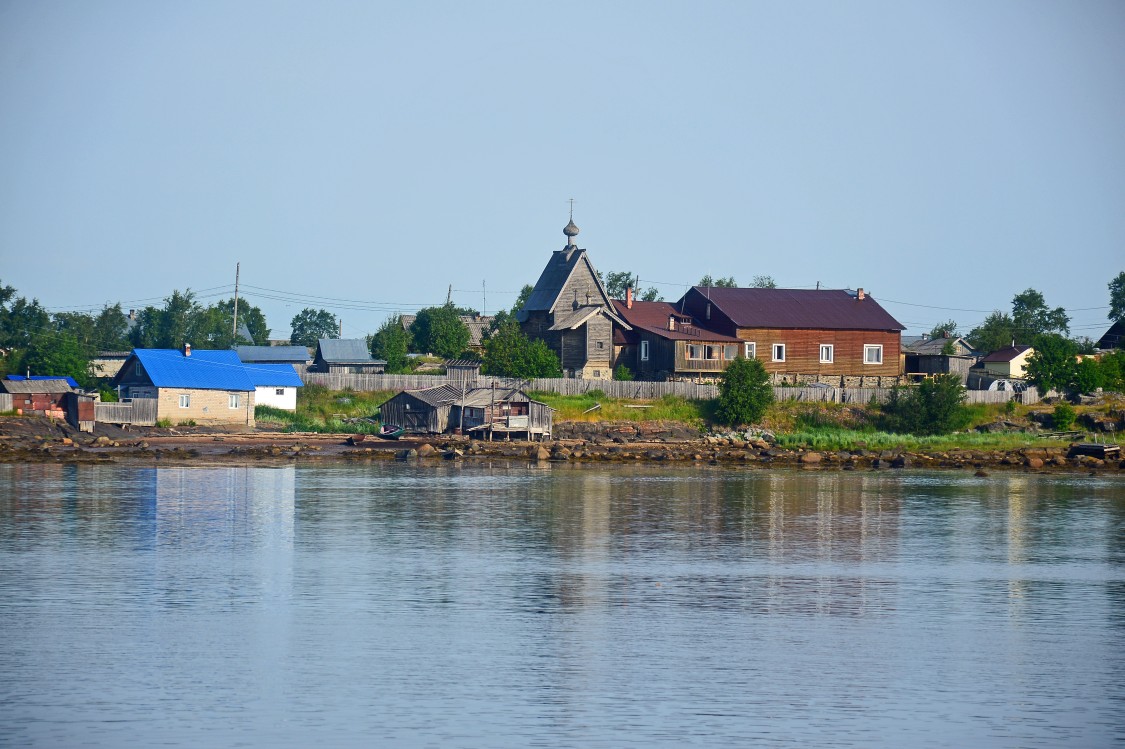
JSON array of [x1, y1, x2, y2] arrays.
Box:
[[130, 349, 255, 391], [6, 375, 81, 388], [243, 363, 304, 388]]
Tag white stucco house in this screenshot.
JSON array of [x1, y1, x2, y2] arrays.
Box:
[[244, 363, 303, 411]]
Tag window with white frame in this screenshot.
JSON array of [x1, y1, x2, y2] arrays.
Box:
[[744, 342, 756, 359], [724, 345, 738, 360], [640, 340, 649, 361], [178, 394, 190, 408], [686, 344, 702, 359], [228, 393, 241, 409], [864, 344, 883, 365], [772, 343, 786, 362], [275, 388, 285, 396], [820, 344, 834, 363]]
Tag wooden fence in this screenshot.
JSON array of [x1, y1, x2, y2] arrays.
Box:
[[302, 372, 1044, 406], [95, 398, 158, 426], [0, 393, 11, 412]]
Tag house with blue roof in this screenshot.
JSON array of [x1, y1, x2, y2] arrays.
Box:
[[111, 345, 257, 427], [244, 363, 304, 411]]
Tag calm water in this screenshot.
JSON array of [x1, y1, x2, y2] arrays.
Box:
[[0, 463, 1122, 748]]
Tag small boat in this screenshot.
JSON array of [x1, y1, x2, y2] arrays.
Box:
[[377, 424, 404, 440], [346, 434, 366, 446]]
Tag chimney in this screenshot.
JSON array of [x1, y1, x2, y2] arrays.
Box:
[[921, 333, 930, 341], [183, 343, 192, 357], [706, 302, 711, 320], [128, 309, 136, 320], [668, 314, 676, 331], [857, 288, 865, 301], [626, 286, 633, 309]]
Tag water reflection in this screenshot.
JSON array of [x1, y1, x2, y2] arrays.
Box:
[[0, 464, 1122, 748]]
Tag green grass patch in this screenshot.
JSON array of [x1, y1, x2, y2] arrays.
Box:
[[773, 427, 1055, 452], [528, 391, 713, 426], [255, 386, 396, 433]]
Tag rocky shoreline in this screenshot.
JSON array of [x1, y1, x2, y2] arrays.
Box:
[[1, 417, 1121, 474]]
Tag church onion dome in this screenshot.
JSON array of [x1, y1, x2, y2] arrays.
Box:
[[563, 219, 580, 238]]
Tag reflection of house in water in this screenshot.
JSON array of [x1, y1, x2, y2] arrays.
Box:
[[154, 467, 295, 548]]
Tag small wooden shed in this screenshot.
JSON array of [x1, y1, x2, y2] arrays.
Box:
[[378, 385, 462, 434], [451, 387, 552, 440]]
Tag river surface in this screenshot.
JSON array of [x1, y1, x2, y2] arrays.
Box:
[[0, 462, 1122, 748]]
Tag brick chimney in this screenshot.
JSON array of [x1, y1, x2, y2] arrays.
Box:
[[183, 343, 191, 357], [857, 288, 865, 301], [626, 286, 633, 309], [668, 314, 676, 331]]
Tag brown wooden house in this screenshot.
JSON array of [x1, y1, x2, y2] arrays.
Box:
[[611, 292, 744, 380], [677, 286, 905, 382], [518, 220, 630, 379]]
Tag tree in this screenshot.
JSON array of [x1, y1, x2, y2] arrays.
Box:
[[1099, 350, 1125, 392], [290, 308, 339, 347], [370, 314, 411, 373], [1109, 271, 1125, 323], [1025, 333, 1078, 393], [410, 304, 470, 358], [91, 304, 130, 351], [482, 320, 562, 378], [699, 275, 737, 288], [715, 356, 773, 426], [1011, 288, 1069, 340], [929, 319, 959, 339], [880, 375, 969, 435], [750, 275, 777, 288], [1072, 358, 1103, 395], [488, 284, 535, 335], [214, 298, 270, 345], [17, 331, 91, 388], [967, 311, 1017, 353], [0, 292, 50, 349], [600, 271, 662, 302]]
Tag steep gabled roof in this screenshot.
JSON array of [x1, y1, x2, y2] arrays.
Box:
[[611, 300, 742, 342], [315, 339, 384, 365], [243, 363, 304, 387], [236, 345, 311, 363], [120, 349, 255, 391], [684, 287, 905, 331], [1096, 319, 1125, 350], [520, 248, 615, 316]]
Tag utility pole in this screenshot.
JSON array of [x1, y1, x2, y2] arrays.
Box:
[[482, 280, 486, 317], [231, 262, 240, 343], [338, 318, 343, 338], [446, 284, 453, 306]]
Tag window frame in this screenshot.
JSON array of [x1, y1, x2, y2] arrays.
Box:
[[820, 344, 834, 364], [228, 393, 241, 409], [640, 340, 649, 361], [744, 342, 756, 359], [178, 394, 190, 409], [772, 343, 786, 362], [275, 388, 285, 396], [864, 344, 883, 365]]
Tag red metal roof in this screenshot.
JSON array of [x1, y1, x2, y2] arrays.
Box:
[[612, 300, 742, 342], [686, 287, 905, 331]]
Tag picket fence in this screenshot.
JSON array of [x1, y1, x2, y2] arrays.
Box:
[[95, 398, 158, 426], [301, 373, 1043, 406]]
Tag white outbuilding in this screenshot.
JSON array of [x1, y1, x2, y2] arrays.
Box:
[[244, 363, 303, 411]]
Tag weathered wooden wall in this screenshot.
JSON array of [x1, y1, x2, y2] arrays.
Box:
[[736, 328, 902, 377], [0, 393, 12, 412], [95, 398, 158, 425]]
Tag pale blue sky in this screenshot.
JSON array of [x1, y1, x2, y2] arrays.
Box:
[[1, 1, 1122, 340]]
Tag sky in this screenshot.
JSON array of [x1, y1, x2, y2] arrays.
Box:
[[1, 1, 1123, 341]]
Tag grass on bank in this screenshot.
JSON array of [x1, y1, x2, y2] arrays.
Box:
[[256, 385, 396, 433], [528, 390, 714, 426]]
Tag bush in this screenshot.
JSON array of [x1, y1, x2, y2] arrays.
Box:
[[613, 364, 634, 381], [1052, 403, 1076, 431], [880, 374, 970, 435], [716, 357, 773, 426]]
